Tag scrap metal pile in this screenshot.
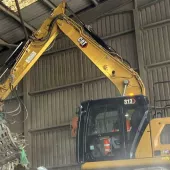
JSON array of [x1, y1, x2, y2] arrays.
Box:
[[0, 123, 28, 170]]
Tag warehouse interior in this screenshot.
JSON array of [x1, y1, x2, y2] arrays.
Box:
[[0, 0, 170, 170]]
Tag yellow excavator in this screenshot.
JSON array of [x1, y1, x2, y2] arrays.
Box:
[[0, 1, 170, 170]]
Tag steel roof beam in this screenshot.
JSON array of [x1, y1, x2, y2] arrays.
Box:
[[0, 1, 35, 32], [41, 0, 56, 10], [0, 39, 17, 48]]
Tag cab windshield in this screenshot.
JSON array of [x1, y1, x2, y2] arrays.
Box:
[[76, 96, 149, 163], [85, 100, 147, 161]]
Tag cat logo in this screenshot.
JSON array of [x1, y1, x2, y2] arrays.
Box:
[[78, 37, 88, 48]]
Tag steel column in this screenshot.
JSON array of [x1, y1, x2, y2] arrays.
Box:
[[133, 0, 149, 94], [23, 71, 32, 167]]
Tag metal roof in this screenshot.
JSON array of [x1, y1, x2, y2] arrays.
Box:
[[0, 0, 103, 51]]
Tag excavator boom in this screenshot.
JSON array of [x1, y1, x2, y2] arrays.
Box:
[[0, 2, 145, 102]]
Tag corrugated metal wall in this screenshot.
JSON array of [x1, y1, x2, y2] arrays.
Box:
[[2, 0, 170, 169], [139, 0, 170, 107], [26, 1, 137, 169]]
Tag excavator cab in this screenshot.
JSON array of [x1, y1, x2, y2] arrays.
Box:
[[76, 95, 149, 163]]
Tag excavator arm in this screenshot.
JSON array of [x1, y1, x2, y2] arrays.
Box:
[[0, 2, 65, 101], [0, 1, 145, 102]]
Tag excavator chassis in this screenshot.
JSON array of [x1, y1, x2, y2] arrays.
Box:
[[81, 157, 170, 170]]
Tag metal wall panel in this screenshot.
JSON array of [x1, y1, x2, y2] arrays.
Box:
[[147, 65, 170, 106], [139, 0, 170, 26], [91, 11, 134, 36], [31, 128, 76, 168], [84, 79, 118, 100], [30, 86, 82, 129], [30, 49, 81, 92], [139, 0, 170, 107], [141, 25, 170, 65]]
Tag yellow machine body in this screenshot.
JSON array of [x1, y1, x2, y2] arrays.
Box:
[[0, 2, 169, 170], [81, 117, 170, 170]]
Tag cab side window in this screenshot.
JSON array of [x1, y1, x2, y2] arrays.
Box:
[[160, 125, 170, 144]]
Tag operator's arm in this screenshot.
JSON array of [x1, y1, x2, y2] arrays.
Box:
[[56, 14, 145, 96], [0, 3, 65, 101]]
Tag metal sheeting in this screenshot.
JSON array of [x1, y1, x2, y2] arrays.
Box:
[[139, 0, 170, 105], [139, 0, 170, 26], [84, 79, 119, 100], [31, 128, 76, 168], [91, 11, 134, 37], [30, 86, 82, 129], [147, 65, 170, 106], [30, 49, 81, 92], [141, 24, 170, 66]]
